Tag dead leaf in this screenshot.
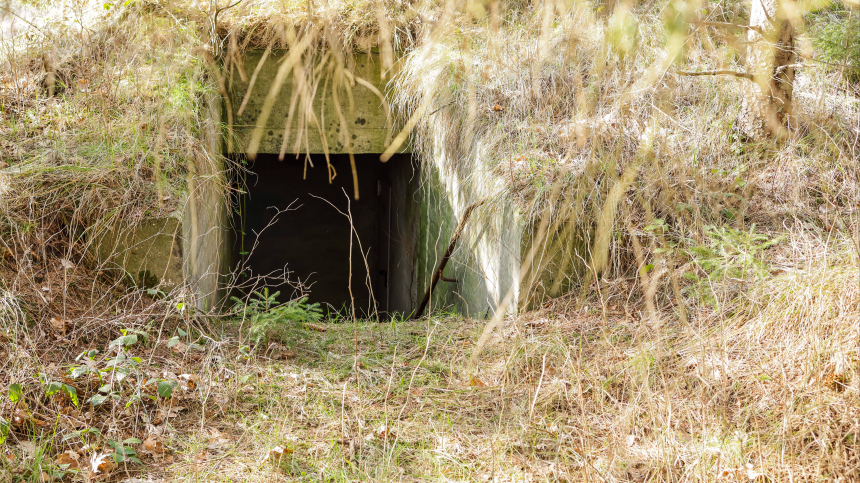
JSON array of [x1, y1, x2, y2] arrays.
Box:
[[746, 464, 767, 481], [205, 428, 230, 451], [264, 445, 293, 467], [165, 406, 185, 418], [152, 404, 183, 425], [56, 450, 80, 469], [178, 374, 198, 391], [90, 452, 117, 475], [139, 435, 167, 455], [11, 410, 27, 427], [277, 349, 296, 360], [18, 441, 36, 460], [49, 317, 65, 336], [193, 452, 207, 466], [374, 424, 391, 439], [169, 340, 188, 353]]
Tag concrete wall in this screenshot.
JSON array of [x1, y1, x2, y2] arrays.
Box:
[[228, 50, 539, 318], [181, 91, 231, 310], [93, 92, 231, 312], [94, 216, 185, 290], [230, 51, 398, 155], [413, 136, 525, 318]]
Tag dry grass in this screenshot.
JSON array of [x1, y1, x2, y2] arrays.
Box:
[[1, 0, 222, 319], [5, 255, 852, 482], [392, 0, 859, 308], [0, 0, 858, 481]]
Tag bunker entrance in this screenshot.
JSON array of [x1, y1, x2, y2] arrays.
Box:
[[232, 153, 415, 318]]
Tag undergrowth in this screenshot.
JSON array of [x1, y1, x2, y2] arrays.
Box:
[[0, 0, 857, 481]]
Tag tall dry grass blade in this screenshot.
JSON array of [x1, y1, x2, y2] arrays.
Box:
[[237, 45, 272, 116], [246, 32, 312, 158], [589, 162, 640, 277]]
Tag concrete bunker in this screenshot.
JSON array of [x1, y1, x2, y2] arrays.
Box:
[[227, 50, 417, 317], [95, 49, 581, 317]]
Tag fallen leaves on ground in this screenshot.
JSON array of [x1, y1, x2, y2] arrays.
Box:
[[56, 449, 81, 469], [90, 452, 117, 475], [139, 435, 168, 456], [264, 445, 293, 468]]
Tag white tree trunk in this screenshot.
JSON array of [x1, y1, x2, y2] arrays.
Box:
[[740, 0, 796, 138]]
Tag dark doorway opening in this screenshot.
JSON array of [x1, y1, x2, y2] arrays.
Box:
[[232, 153, 414, 318]]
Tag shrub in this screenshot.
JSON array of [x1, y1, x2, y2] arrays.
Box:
[[232, 289, 322, 347], [812, 8, 860, 84]]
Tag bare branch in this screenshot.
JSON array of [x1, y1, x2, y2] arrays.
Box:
[[676, 69, 754, 80]]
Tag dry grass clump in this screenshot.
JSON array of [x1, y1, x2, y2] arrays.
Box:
[[18, 278, 845, 482], [0, 0, 857, 481], [198, 0, 424, 51], [393, 0, 859, 306], [1, 11, 222, 469], [1, 0, 220, 317]]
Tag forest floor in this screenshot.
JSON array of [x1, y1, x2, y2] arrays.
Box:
[[4, 301, 855, 483]]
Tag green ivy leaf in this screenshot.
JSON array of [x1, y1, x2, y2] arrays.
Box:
[[9, 383, 22, 403], [0, 417, 9, 444], [109, 334, 138, 349], [64, 385, 79, 407], [157, 381, 174, 399], [45, 381, 63, 397]]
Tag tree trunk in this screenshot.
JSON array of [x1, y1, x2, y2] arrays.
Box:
[[740, 0, 796, 138]]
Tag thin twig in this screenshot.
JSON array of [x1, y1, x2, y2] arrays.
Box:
[[676, 69, 754, 80], [429, 100, 455, 116], [414, 198, 486, 319]]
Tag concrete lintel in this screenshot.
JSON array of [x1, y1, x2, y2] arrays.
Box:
[[230, 50, 407, 155]]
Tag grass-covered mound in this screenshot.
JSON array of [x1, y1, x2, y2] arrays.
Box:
[[0, 0, 857, 481]]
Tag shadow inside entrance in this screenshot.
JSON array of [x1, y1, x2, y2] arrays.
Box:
[[231, 153, 415, 318]]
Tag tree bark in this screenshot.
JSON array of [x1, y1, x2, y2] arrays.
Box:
[[740, 0, 796, 138]]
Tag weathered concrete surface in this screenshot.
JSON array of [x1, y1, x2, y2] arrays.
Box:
[[181, 90, 231, 311], [412, 136, 587, 317], [95, 216, 185, 290], [94, 92, 231, 310], [230, 51, 402, 155], [94, 49, 582, 318], [413, 135, 525, 318]]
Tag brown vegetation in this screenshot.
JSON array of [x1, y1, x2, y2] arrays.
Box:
[[0, 0, 858, 481]]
